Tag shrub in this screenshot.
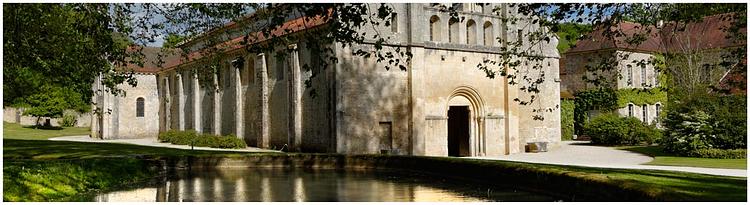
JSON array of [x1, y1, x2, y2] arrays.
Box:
[[584, 113, 661, 145], [662, 94, 746, 156], [60, 113, 77, 127], [560, 99, 575, 140], [686, 149, 747, 159], [158, 130, 246, 149]]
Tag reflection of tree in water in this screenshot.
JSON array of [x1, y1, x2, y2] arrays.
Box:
[[97, 168, 559, 202]]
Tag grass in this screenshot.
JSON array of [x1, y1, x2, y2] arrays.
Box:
[[3, 122, 91, 140], [3, 158, 158, 202], [385, 156, 747, 201], [1, 122, 746, 202], [2, 139, 262, 160], [620, 146, 747, 170]]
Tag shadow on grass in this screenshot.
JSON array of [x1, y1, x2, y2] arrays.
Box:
[[620, 146, 669, 157], [2, 139, 261, 160], [21, 125, 64, 130]]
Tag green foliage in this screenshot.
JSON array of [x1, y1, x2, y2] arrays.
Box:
[[3, 159, 158, 202], [662, 94, 747, 156], [158, 130, 247, 149], [686, 149, 747, 159], [19, 85, 89, 118], [60, 113, 77, 127], [574, 87, 666, 134], [560, 99, 575, 140], [162, 34, 187, 48], [616, 88, 668, 107], [573, 88, 618, 134], [584, 114, 662, 145], [554, 23, 592, 53], [4, 4, 135, 116]]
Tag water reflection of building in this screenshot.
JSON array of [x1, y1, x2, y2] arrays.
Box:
[[96, 169, 487, 202]]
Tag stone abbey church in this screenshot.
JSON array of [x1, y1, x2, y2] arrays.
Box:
[[92, 3, 562, 156]]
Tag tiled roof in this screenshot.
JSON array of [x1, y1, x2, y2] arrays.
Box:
[[117, 47, 181, 74], [566, 13, 746, 54], [117, 8, 330, 74], [566, 21, 662, 53], [157, 12, 330, 73], [661, 13, 746, 53]]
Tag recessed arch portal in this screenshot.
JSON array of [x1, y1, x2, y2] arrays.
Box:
[[446, 86, 486, 157]]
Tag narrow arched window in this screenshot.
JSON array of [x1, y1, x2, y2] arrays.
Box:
[[627, 104, 634, 117], [391, 13, 398, 33], [466, 20, 477, 45], [429, 15, 441, 42], [483, 21, 494, 46], [627, 65, 634, 86], [642, 104, 648, 123], [136, 97, 145, 117], [655, 103, 662, 123], [448, 18, 459, 43], [641, 67, 647, 87]]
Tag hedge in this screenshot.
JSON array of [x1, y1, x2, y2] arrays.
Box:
[[158, 130, 247, 149], [560, 99, 575, 140], [686, 149, 747, 159]]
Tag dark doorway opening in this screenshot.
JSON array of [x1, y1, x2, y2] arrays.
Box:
[[448, 106, 470, 157]]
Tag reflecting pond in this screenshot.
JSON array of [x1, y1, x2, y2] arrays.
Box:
[[94, 168, 560, 202]]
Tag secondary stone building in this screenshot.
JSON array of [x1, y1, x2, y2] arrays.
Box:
[[561, 13, 745, 125], [96, 3, 562, 156], [90, 48, 169, 139]]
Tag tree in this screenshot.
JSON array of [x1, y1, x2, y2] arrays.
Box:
[[4, 3, 745, 121], [555, 23, 592, 54], [162, 34, 187, 48], [4, 4, 139, 118]]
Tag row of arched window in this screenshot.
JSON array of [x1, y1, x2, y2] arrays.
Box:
[[429, 15, 495, 46], [627, 103, 661, 123]]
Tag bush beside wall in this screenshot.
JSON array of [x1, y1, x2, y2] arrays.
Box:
[[158, 130, 246, 149], [584, 114, 662, 145]]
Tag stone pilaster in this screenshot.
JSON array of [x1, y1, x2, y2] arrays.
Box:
[[504, 67, 521, 155], [256, 53, 270, 148], [409, 46, 426, 156], [233, 58, 244, 139], [193, 71, 202, 133], [212, 71, 221, 135], [164, 76, 172, 131], [288, 44, 302, 152], [177, 73, 185, 130]]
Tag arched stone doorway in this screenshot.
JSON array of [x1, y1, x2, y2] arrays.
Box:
[[446, 87, 485, 157]]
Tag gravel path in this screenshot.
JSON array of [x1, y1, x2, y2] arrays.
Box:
[[469, 141, 746, 177], [49, 135, 280, 153]]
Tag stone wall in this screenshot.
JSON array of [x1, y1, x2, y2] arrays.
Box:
[[92, 73, 160, 139], [154, 3, 562, 156], [3, 107, 91, 127]]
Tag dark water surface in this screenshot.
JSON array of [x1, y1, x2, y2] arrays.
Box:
[[94, 168, 560, 202]]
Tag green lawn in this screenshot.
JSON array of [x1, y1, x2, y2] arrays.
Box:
[[620, 146, 747, 170], [2, 122, 746, 201], [3, 122, 91, 140]]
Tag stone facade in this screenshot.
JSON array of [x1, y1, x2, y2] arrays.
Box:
[[562, 50, 663, 123], [91, 73, 160, 139], [155, 3, 561, 156]]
